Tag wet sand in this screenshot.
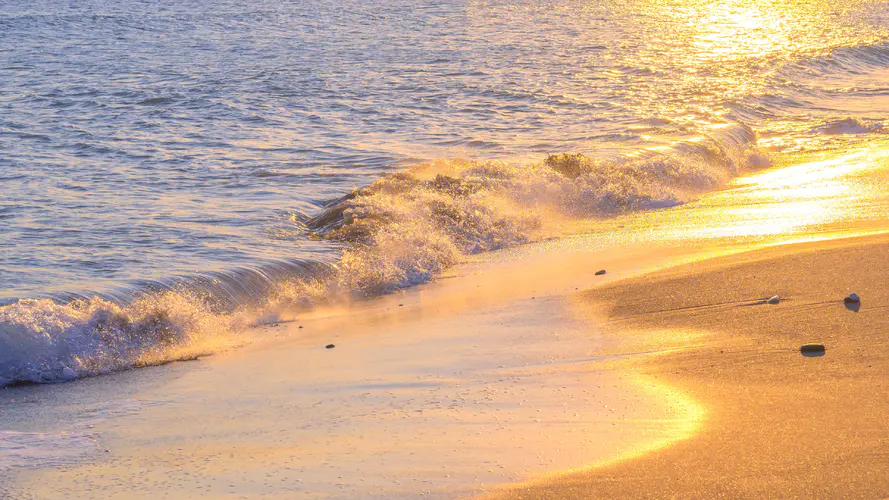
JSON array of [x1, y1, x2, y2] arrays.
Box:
[[484, 233, 889, 499], [6, 146, 889, 498], [1, 239, 707, 500]]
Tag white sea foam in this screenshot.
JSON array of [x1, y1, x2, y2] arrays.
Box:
[[279, 124, 763, 298], [0, 124, 763, 387], [0, 292, 242, 386]]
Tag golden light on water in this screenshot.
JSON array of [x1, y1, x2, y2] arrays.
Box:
[[669, 0, 875, 67], [615, 0, 885, 134], [688, 1, 792, 62], [674, 148, 889, 239]]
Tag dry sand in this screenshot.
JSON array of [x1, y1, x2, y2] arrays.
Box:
[[483, 233, 889, 499]]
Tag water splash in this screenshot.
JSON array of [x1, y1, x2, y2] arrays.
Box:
[[280, 124, 763, 298], [0, 291, 243, 386], [0, 125, 763, 387]]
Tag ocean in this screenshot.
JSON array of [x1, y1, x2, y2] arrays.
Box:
[[2, 0, 889, 386]]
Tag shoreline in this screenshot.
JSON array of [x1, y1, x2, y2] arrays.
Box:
[[3, 199, 783, 499], [5, 145, 889, 498], [1, 236, 711, 499], [483, 232, 889, 498], [0, 264, 688, 499]]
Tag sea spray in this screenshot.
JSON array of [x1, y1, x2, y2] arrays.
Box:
[[0, 291, 244, 386], [275, 123, 764, 300], [0, 124, 764, 386]]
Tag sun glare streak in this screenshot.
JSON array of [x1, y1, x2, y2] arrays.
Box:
[[675, 148, 889, 239], [688, 0, 794, 62]]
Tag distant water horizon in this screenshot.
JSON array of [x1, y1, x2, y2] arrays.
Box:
[[3, 0, 889, 386]]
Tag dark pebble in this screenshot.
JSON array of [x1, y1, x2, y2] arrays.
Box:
[[325, 344, 335, 349], [800, 344, 825, 353], [595, 270, 606, 276]]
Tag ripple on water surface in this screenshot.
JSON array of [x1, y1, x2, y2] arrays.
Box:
[[2, 0, 889, 384]]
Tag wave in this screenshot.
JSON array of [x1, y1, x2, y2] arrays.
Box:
[[811, 117, 886, 136], [0, 260, 329, 387], [0, 123, 764, 387], [294, 123, 763, 295], [790, 41, 889, 79], [0, 291, 238, 387], [726, 41, 889, 124]]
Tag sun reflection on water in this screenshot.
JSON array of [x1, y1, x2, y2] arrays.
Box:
[[677, 147, 889, 239], [616, 0, 889, 137]]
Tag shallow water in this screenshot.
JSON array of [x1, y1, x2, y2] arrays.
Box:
[[5, 141, 889, 499], [3, 0, 889, 385]]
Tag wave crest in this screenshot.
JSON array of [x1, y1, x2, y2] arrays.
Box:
[[292, 123, 763, 296], [1, 123, 764, 387], [812, 117, 886, 136], [0, 291, 241, 386]]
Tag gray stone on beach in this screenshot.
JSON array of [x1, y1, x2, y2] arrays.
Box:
[[325, 344, 335, 349], [595, 269, 606, 276], [844, 292, 860, 303], [766, 295, 780, 305]]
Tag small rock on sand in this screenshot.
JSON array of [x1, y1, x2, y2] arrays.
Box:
[[800, 344, 825, 353], [766, 295, 780, 305], [325, 344, 335, 349], [844, 292, 860, 303], [595, 270, 606, 276]]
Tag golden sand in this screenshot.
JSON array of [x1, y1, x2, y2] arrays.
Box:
[[483, 233, 889, 498]]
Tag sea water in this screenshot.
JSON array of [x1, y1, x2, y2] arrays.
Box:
[[2, 0, 889, 385]]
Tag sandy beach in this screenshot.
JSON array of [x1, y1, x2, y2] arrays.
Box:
[[486, 233, 889, 499], [7, 1, 889, 498], [0, 234, 709, 500], [5, 145, 889, 498]]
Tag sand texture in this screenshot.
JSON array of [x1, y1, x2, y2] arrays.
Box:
[[484, 233, 889, 499]]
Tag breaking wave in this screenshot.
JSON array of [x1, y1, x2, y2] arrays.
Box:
[[812, 117, 886, 136], [0, 123, 764, 387], [0, 292, 239, 387], [292, 123, 763, 295]]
